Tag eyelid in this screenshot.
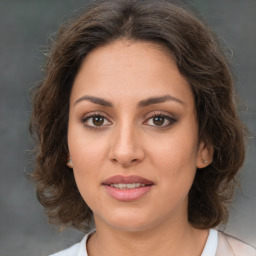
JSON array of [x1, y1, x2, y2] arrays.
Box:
[[144, 110, 176, 120], [80, 110, 177, 130], [81, 111, 105, 120], [143, 111, 177, 128], [81, 111, 112, 129]]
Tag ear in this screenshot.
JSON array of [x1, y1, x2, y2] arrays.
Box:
[[66, 155, 73, 168], [196, 141, 214, 169]]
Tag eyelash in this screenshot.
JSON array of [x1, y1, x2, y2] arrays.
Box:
[[81, 112, 177, 130], [143, 112, 177, 129], [81, 112, 111, 130]]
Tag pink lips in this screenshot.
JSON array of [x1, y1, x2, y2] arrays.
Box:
[[102, 175, 154, 202]]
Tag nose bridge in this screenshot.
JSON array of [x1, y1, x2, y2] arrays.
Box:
[[109, 119, 144, 166]]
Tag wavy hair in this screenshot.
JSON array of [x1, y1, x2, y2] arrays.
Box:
[[30, 0, 246, 231]]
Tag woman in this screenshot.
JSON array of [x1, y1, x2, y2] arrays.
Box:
[[30, 0, 256, 255]]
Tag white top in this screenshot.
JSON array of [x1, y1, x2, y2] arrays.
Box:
[[49, 229, 218, 256], [201, 229, 218, 256]]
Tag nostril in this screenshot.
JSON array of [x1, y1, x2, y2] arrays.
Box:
[[111, 157, 140, 168], [111, 158, 118, 163]]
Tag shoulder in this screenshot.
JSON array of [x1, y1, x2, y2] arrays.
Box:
[[217, 231, 256, 256], [49, 242, 80, 256], [49, 230, 93, 256]]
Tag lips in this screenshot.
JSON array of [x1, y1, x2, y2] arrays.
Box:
[[102, 175, 154, 202], [102, 175, 154, 185]]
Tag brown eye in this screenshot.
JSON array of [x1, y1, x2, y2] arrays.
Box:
[[82, 114, 111, 129], [152, 116, 165, 126], [92, 116, 104, 126], [144, 114, 177, 128]]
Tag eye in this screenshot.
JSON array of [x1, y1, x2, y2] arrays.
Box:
[[82, 114, 111, 129], [144, 113, 176, 128]]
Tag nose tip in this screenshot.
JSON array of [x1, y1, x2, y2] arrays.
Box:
[[108, 127, 145, 168]]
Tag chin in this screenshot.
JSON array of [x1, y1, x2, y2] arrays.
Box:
[[96, 208, 159, 232]]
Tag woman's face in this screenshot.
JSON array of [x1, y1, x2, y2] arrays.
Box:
[[68, 40, 211, 231]]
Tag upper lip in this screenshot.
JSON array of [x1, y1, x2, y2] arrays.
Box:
[[102, 175, 154, 185]]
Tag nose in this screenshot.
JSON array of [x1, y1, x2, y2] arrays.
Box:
[[108, 123, 145, 168]]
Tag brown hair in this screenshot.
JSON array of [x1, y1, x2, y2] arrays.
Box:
[[30, 0, 246, 231]]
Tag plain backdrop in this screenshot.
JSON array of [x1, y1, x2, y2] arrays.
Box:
[[0, 0, 255, 255]]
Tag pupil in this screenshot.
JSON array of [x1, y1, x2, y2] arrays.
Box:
[[153, 116, 164, 126], [93, 116, 104, 126]]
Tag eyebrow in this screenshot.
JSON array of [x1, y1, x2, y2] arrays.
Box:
[[74, 95, 113, 107], [74, 94, 184, 107], [137, 95, 184, 107]]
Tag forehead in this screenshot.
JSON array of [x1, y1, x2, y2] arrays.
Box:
[[79, 39, 174, 75], [70, 39, 193, 107]]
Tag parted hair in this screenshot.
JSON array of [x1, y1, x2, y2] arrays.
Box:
[[30, 0, 246, 231]]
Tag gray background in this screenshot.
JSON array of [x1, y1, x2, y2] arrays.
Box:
[[0, 0, 255, 255]]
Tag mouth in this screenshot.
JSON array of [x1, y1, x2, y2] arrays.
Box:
[[102, 175, 154, 187], [108, 183, 148, 190], [102, 175, 154, 202]]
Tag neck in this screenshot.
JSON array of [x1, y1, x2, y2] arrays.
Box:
[[87, 216, 209, 256]]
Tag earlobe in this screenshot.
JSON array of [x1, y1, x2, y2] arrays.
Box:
[[66, 155, 73, 168], [196, 142, 214, 169]]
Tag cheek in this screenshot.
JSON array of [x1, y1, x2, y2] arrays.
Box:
[[146, 122, 199, 196], [70, 142, 102, 209], [67, 124, 104, 195], [68, 118, 107, 166], [151, 137, 198, 206], [149, 134, 198, 172], [69, 141, 105, 189]]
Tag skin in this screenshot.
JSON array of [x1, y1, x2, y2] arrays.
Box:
[[68, 40, 213, 256]]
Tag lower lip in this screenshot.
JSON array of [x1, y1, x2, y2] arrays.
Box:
[[103, 185, 153, 202]]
